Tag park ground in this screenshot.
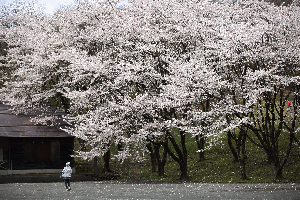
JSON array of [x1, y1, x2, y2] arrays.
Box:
[[1, 181, 300, 200]]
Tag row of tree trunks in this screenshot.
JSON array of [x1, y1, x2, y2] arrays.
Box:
[[146, 142, 168, 177]]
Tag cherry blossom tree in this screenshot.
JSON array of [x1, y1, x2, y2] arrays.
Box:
[[42, 0, 228, 179], [209, 0, 300, 179], [1, 0, 299, 181], [0, 0, 56, 114]]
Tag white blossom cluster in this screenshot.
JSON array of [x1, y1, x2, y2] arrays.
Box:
[[0, 0, 299, 161]]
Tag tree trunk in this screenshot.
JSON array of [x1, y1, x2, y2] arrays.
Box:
[[239, 129, 247, 180], [154, 144, 167, 177], [227, 131, 239, 163], [273, 151, 283, 180], [273, 131, 294, 180], [162, 130, 189, 180], [275, 165, 283, 180], [160, 148, 167, 176], [94, 156, 98, 175], [180, 130, 188, 180], [196, 100, 210, 162], [103, 149, 112, 173], [266, 153, 273, 164], [196, 135, 205, 161], [179, 162, 188, 180], [146, 143, 157, 173], [228, 127, 248, 180]]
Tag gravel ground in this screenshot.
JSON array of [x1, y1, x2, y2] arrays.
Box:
[[0, 181, 299, 200]]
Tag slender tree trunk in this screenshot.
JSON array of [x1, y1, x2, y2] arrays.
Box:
[[228, 127, 247, 180], [180, 130, 188, 180], [239, 129, 247, 180], [239, 159, 247, 180], [227, 131, 239, 163], [162, 130, 189, 180], [196, 100, 210, 162], [117, 142, 125, 163], [196, 134, 205, 161], [274, 131, 294, 180], [94, 156, 98, 175], [179, 162, 188, 180], [146, 143, 157, 173], [160, 147, 167, 176], [266, 153, 273, 164], [275, 165, 283, 180], [154, 144, 167, 177], [155, 145, 163, 176], [272, 152, 283, 180], [103, 149, 112, 173]]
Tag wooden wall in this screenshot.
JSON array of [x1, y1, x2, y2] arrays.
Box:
[[0, 138, 9, 170], [0, 137, 74, 170]]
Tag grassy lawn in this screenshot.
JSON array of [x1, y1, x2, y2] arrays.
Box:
[[137, 137, 300, 183], [74, 130, 300, 183]]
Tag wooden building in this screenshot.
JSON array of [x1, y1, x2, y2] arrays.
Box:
[[0, 103, 74, 175]]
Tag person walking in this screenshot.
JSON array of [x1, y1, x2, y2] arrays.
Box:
[[62, 162, 72, 191]]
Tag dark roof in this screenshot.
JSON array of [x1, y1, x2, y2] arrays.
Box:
[[0, 103, 74, 138]]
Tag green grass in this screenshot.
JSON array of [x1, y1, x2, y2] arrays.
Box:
[[137, 139, 300, 183], [134, 130, 300, 183], [73, 131, 300, 183]]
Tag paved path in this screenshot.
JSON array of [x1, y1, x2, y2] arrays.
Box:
[[0, 182, 300, 199]]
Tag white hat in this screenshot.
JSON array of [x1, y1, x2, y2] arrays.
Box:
[[66, 162, 70, 166]]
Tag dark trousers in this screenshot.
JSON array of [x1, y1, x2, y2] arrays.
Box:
[[64, 178, 70, 189]]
